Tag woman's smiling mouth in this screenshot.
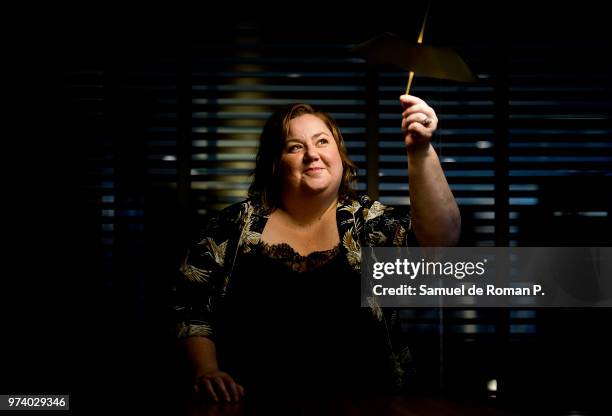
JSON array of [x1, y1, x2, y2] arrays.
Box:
[[304, 167, 324, 173]]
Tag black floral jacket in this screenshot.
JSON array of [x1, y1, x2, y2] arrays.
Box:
[[173, 194, 417, 389]]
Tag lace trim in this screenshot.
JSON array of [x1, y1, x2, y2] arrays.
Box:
[[257, 241, 341, 273]]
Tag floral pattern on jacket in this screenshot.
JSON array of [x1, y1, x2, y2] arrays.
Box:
[[173, 194, 417, 389]]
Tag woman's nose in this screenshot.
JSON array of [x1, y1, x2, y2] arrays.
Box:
[[304, 146, 320, 161]]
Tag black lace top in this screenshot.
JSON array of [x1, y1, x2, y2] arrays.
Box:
[[257, 241, 342, 272], [214, 240, 392, 396]]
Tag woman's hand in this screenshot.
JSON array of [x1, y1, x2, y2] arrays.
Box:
[[400, 94, 438, 155], [193, 369, 245, 403]]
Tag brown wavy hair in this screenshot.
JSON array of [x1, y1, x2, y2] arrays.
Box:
[[249, 103, 357, 211]]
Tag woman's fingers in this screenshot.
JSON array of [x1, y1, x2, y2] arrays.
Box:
[[400, 95, 438, 151], [212, 376, 232, 402], [400, 95, 438, 134], [406, 121, 431, 137], [402, 113, 437, 132], [202, 378, 220, 402], [402, 103, 430, 118], [194, 371, 245, 403], [402, 113, 424, 130], [226, 378, 241, 402], [402, 106, 437, 126], [400, 94, 425, 108]]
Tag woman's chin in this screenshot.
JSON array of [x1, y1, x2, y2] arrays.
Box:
[[299, 180, 332, 194], [302, 185, 329, 195], [301, 181, 342, 197]]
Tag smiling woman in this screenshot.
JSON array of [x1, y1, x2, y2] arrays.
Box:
[[251, 104, 358, 216], [173, 99, 460, 403], [281, 115, 344, 195]]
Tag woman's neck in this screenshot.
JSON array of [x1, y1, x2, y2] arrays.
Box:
[[278, 193, 338, 227]]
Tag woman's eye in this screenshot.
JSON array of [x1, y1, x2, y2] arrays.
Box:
[[317, 138, 329, 145], [288, 145, 302, 152]]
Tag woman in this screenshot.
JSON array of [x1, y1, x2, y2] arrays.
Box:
[[173, 95, 460, 403]]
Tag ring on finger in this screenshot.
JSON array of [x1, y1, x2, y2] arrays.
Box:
[[420, 117, 432, 127]]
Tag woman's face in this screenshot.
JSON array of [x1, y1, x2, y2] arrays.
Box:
[[280, 114, 344, 198]]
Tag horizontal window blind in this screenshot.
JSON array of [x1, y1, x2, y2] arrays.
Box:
[[507, 42, 611, 247]]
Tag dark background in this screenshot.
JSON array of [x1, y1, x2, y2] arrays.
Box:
[[4, 2, 612, 414]]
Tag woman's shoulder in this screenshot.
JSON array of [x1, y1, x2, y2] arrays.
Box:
[[193, 198, 256, 240], [217, 198, 254, 221], [206, 198, 261, 223]]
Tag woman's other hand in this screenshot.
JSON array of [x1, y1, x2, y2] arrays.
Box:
[[194, 370, 245, 403], [400, 94, 438, 155]]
